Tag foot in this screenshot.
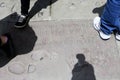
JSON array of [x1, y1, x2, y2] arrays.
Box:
[[115, 32, 120, 41], [93, 16, 111, 40], [14, 14, 29, 28]]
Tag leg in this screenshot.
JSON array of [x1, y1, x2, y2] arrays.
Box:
[[103, 0, 120, 40], [21, 0, 30, 15], [114, 18, 120, 40], [100, 17, 116, 35], [93, 15, 112, 40], [100, 0, 117, 35], [93, 0, 120, 40], [14, 0, 30, 28]]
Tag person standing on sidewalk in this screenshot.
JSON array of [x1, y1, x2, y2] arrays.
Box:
[[15, 0, 30, 28], [93, 0, 120, 40]]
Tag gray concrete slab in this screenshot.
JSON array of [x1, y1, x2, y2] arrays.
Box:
[[0, 0, 120, 80], [0, 20, 120, 80], [0, 0, 106, 21], [51, 0, 106, 20], [31, 20, 120, 80], [0, 0, 51, 21]]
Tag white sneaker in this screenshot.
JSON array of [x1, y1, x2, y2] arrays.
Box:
[[93, 16, 101, 31], [115, 33, 120, 41], [99, 31, 111, 40], [93, 16, 111, 40]]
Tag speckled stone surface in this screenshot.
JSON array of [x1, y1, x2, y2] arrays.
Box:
[[0, 20, 120, 80], [1, 0, 120, 80], [0, 0, 106, 21]]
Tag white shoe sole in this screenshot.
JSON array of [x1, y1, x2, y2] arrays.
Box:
[[99, 31, 111, 40], [115, 33, 120, 41]]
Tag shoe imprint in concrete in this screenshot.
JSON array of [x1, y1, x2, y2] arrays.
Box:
[[8, 62, 25, 75]]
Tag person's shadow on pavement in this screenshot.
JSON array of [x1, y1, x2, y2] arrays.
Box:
[[0, 13, 37, 67], [71, 54, 96, 80], [92, 4, 105, 17]]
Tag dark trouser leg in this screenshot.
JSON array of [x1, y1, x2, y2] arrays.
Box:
[[21, 0, 30, 15]]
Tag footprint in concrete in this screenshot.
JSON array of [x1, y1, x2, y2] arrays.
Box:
[[8, 62, 25, 75]]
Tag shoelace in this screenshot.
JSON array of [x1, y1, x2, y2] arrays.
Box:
[[18, 15, 26, 22]]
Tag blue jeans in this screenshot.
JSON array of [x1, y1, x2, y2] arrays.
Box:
[[100, 0, 120, 35]]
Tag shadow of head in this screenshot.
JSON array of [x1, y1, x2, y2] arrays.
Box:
[[76, 54, 85, 64], [29, 0, 58, 19], [71, 54, 96, 80], [92, 4, 105, 17]]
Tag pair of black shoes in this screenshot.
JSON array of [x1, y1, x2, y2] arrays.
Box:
[[15, 14, 29, 28], [0, 34, 16, 59]]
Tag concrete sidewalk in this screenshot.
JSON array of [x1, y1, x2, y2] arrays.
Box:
[[0, 20, 120, 80], [1, 0, 120, 80], [0, 0, 105, 20]]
